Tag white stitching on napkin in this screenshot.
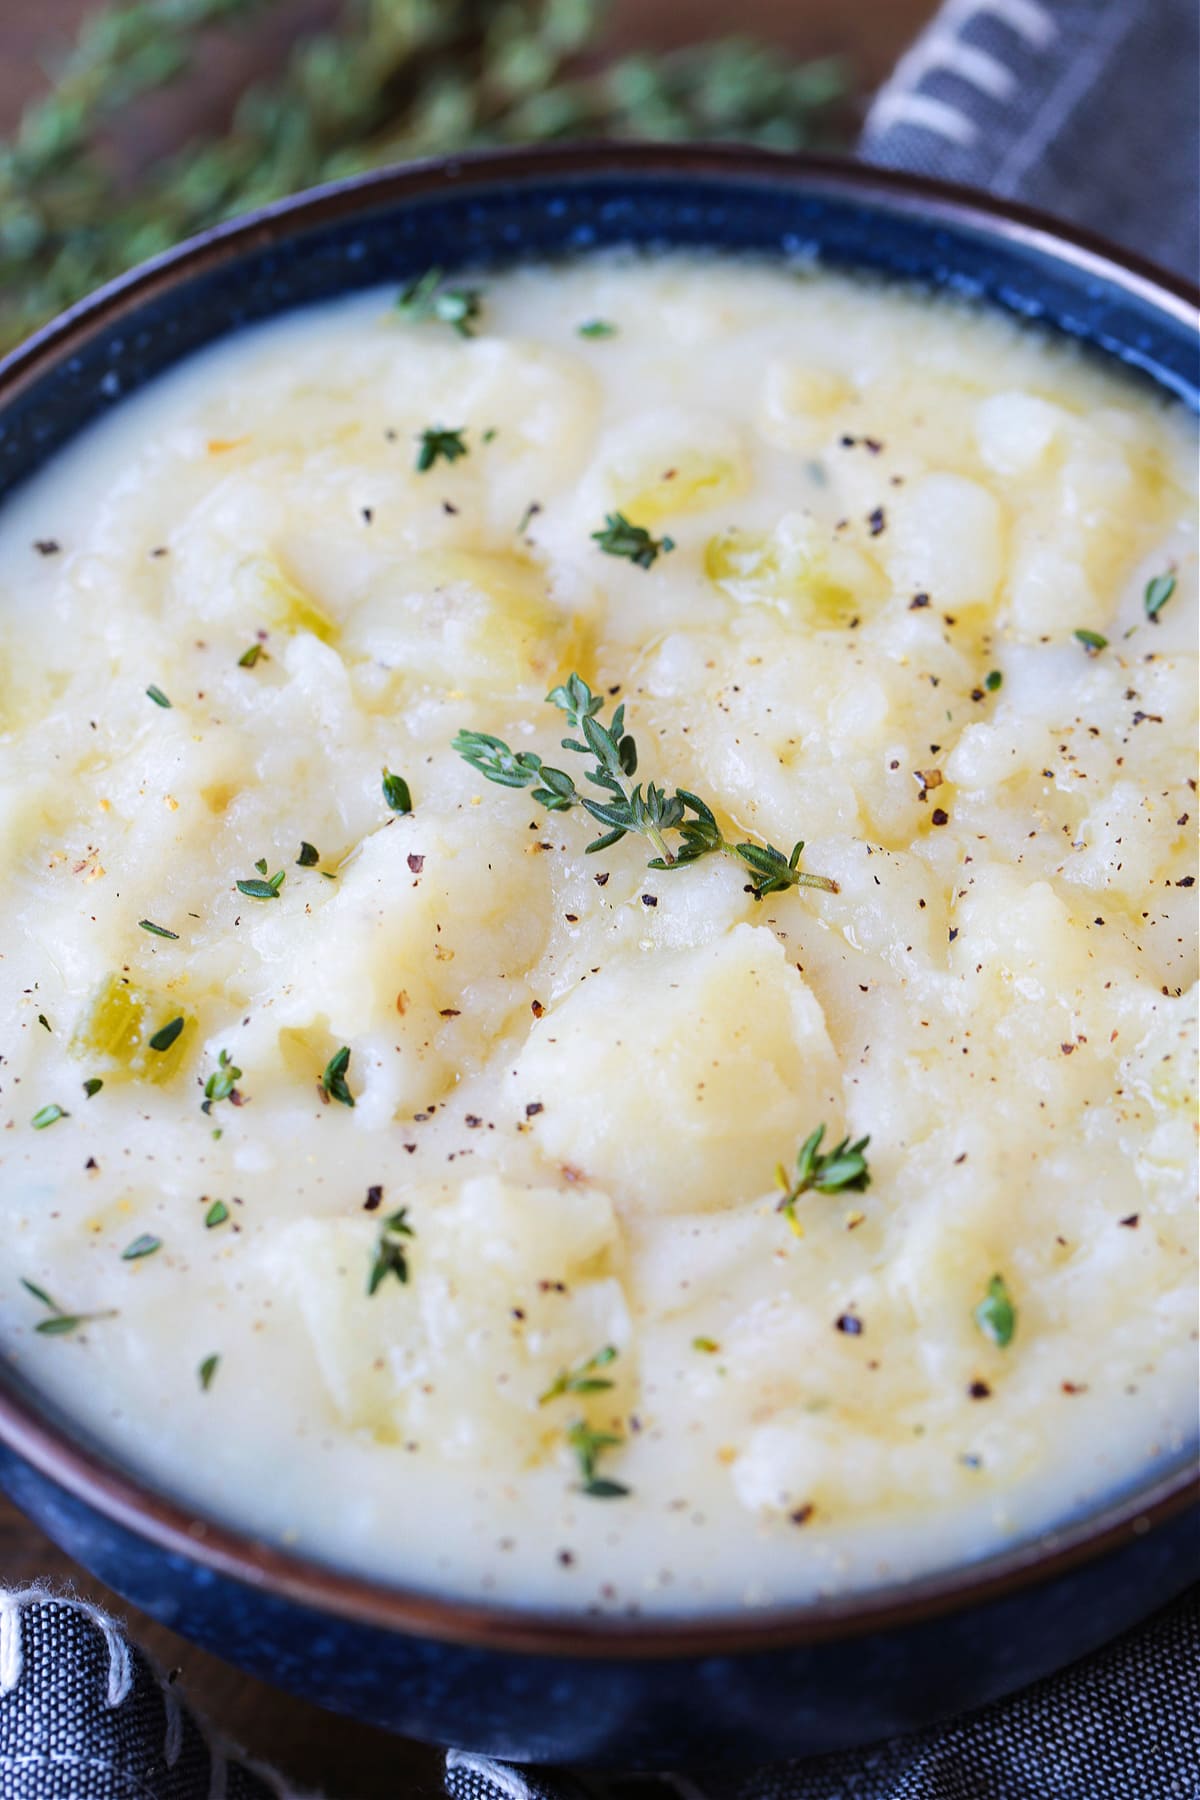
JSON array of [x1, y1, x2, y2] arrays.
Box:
[[446, 1751, 533, 1798], [869, 90, 979, 145], [0, 1591, 27, 1695], [870, 0, 1057, 144]]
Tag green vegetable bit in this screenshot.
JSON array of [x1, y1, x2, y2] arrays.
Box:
[[296, 841, 320, 866], [138, 919, 179, 939], [577, 320, 617, 338], [148, 1016, 184, 1054], [415, 426, 468, 472], [367, 1207, 415, 1295], [31, 1103, 68, 1129], [381, 769, 413, 814], [1144, 571, 1177, 622], [237, 643, 266, 667], [396, 269, 482, 338], [236, 870, 285, 900], [454, 673, 837, 897], [145, 684, 171, 708], [322, 1045, 355, 1108], [82, 1078, 104, 1099], [566, 1419, 630, 1499], [1074, 629, 1108, 654], [591, 511, 674, 570], [538, 1345, 618, 1406], [776, 1124, 871, 1236], [984, 670, 1003, 692], [974, 1273, 1017, 1348], [204, 1199, 230, 1229], [202, 1049, 242, 1114], [122, 1233, 161, 1261], [198, 1354, 220, 1391]]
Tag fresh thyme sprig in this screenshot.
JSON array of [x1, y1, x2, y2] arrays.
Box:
[[0, 1, 849, 356], [538, 1344, 618, 1406], [775, 1124, 871, 1237], [20, 1277, 116, 1337], [453, 673, 837, 898]]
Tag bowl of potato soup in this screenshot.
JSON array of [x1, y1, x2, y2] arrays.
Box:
[[0, 145, 1196, 1765]]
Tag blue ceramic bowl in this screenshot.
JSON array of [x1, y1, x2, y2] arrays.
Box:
[[0, 145, 1197, 1769]]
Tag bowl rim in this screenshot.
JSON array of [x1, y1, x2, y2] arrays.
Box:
[[0, 141, 1196, 1659]]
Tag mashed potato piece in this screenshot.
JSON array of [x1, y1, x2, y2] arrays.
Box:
[[0, 257, 1195, 1615]]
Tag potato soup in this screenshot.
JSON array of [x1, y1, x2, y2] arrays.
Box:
[[0, 256, 1195, 1615]]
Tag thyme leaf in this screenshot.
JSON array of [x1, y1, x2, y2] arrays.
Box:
[[322, 1045, 355, 1108], [538, 1344, 618, 1406], [974, 1273, 1017, 1348], [367, 1207, 415, 1295], [415, 426, 468, 472], [1144, 571, 1177, 622], [591, 511, 674, 570], [381, 769, 413, 814]]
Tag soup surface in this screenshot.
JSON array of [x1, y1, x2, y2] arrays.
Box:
[[0, 257, 1196, 1615]]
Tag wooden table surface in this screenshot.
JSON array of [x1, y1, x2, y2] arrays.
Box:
[[0, 3, 936, 1793]]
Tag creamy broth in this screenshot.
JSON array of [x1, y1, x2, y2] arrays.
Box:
[[0, 257, 1196, 1615]]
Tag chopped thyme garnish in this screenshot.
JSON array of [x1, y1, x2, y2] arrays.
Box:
[[381, 769, 413, 814], [1074, 629, 1108, 655], [198, 1353, 220, 1391], [145, 683, 171, 708], [367, 1207, 415, 1295], [82, 1078, 103, 1099], [591, 511, 674, 569], [415, 425, 468, 473], [296, 841, 320, 866], [139, 919, 179, 939], [237, 643, 266, 667], [204, 1198, 230, 1229], [1144, 570, 1177, 622], [578, 319, 617, 338], [202, 1049, 242, 1115], [566, 1419, 630, 1499], [974, 1273, 1017, 1348], [236, 870, 285, 900], [776, 1125, 871, 1237], [21, 1277, 114, 1336], [692, 1336, 720, 1354], [538, 1345, 618, 1406], [31, 1103, 68, 1130], [454, 673, 836, 897], [148, 1016, 184, 1054], [122, 1233, 161, 1261], [984, 669, 1002, 692], [395, 268, 482, 338], [322, 1045, 355, 1107]]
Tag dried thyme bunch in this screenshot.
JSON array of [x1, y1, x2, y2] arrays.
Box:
[[0, 0, 850, 352]]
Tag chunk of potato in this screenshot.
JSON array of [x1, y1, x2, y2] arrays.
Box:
[[69, 972, 194, 1085], [513, 923, 843, 1214]]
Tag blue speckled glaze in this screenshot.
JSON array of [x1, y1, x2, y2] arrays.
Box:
[[0, 149, 1197, 1767]]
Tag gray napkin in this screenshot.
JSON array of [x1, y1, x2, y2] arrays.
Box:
[[860, 0, 1199, 282]]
